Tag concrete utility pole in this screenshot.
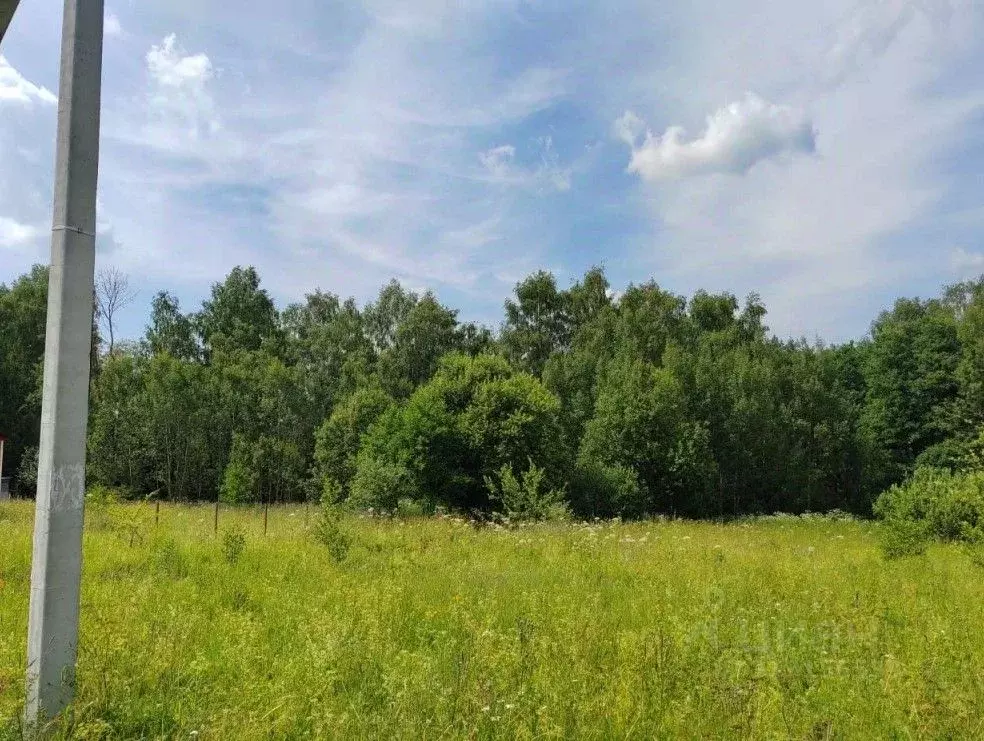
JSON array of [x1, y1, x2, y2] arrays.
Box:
[[0, 0, 21, 45], [25, 0, 104, 726]]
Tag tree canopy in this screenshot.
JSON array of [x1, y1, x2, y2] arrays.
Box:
[[1, 262, 981, 519]]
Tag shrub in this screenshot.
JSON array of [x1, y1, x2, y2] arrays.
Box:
[[312, 499, 351, 563], [395, 497, 430, 518], [221, 525, 247, 564], [879, 517, 930, 559], [915, 439, 971, 471], [85, 484, 122, 531], [485, 459, 569, 522], [16, 445, 38, 496], [352, 353, 568, 513], [220, 434, 257, 504], [152, 536, 190, 579], [86, 483, 120, 507], [313, 386, 393, 499], [569, 462, 644, 518], [349, 456, 417, 511], [874, 466, 984, 543], [322, 477, 344, 506]]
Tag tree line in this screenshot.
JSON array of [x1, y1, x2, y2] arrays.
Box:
[[1, 264, 982, 519]]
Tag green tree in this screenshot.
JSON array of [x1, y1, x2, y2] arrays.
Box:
[[501, 271, 571, 376], [0, 266, 49, 481], [145, 291, 199, 361], [353, 354, 565, 512], [313, 385, 393, 498], [284, 292, 376, 425], [88, 352, 152, 494], [861, 298, 962, 484], [579, 355, 715, 517], [377, 293, 460, 398], [364, 279, 418, 353], [198, 266, 281, 358]]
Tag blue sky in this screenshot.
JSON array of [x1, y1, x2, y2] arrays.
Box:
[[2, 0, 983, 343]]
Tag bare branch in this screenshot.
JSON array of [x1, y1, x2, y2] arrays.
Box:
[[95, 267, 137, 354]]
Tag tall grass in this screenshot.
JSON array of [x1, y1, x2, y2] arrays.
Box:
[[2, 501, 984, 738]]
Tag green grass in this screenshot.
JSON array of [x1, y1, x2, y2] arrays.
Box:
[[2, 501, 984, 739]]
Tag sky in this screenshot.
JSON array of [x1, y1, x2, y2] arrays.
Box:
[[1, 0, 983, 343]]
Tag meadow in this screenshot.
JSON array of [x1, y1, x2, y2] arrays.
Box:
[[2, 500, 984, 739]]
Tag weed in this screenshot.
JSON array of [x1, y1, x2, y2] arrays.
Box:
[[221, 525, 247, 565]]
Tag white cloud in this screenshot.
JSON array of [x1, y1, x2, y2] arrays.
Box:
[[147, 34, 212, 88], [478, 138, 571, 192], [5, 0, 981, 343], [620, 93, 816, 181], [823, 0, 956, 88], [537, 135, 572, 192], [613, 111, 645, 147], [0, 217, 40, 248], [951, 247, 984, 271], [143, 34, 219, 139], [605, 0, 983, 338], [104, 12, 123, 38], [0, 56, 57, 106], [479, 145, 516, 178], [444, 217, 501, 249]]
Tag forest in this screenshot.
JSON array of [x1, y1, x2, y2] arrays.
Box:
[[2, 264, 983, 520]]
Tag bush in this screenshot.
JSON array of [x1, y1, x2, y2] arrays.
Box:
[[86, 483, 120, 507], [874, 467, 984, 543], [485, 459, 569, 522], [220, 434, 257, 504], [349, 456, 417, 511], [879, 517, 930, 559], [313, 386, 393, 499], [221, 525, 247, 564], [353, 353, 568, 513], [395, 497, 430, 518], [311, 499, 351, 563], [915, 439, 971, 472], [569, 462, 644, 518], [16, 445, 38, 496]]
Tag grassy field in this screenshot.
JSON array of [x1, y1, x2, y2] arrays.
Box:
[[2, 501, 984, 739]]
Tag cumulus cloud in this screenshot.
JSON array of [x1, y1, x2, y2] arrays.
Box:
[[0, 56, 57, 106], [145, 35, 219, 138], [147, 35, 212, 88], [618, 94, 817, 181]]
